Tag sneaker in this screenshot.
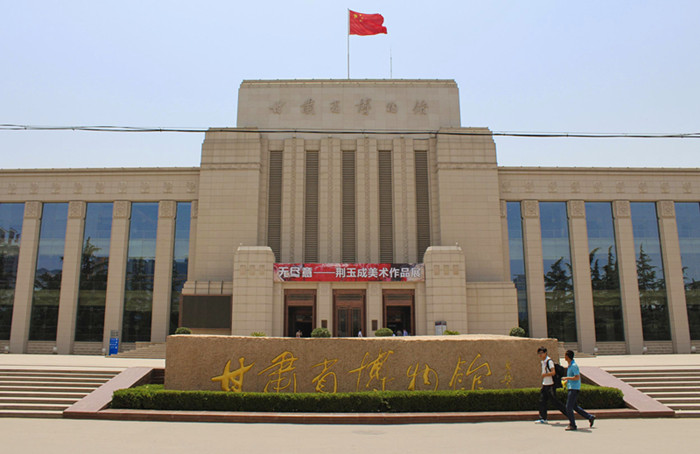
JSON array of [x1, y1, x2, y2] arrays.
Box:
[[535, 419, 548, 424], [565, 425, 577, 431], [589, 416, 596, 428]]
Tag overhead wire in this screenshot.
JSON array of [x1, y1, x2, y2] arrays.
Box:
[[1, 124, 700, 139]]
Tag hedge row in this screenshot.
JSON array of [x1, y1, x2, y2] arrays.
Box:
[[112, 384, 624, 413]]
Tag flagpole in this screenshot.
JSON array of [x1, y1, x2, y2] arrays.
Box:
[[347, 9, 350, 79]]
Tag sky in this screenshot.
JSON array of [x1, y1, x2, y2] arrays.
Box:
[[1, 0, 699, 169]]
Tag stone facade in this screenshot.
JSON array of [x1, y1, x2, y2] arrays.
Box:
[[1, 79, 699, 355]]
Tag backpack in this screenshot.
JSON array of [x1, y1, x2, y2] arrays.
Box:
[[546, 359, 567, 389]]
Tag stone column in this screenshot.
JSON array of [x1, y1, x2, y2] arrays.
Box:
[[318, 138, 332, 262], [521, 200, 548, 339], [356, 138, 380, 263], [392, 138, 409, 262], [280, 138, 304, 263], [612, 200, 644, 354], [567, 200, 596, 354], [56, 201, 86, 354], [150, 201, 176, 343], [9, 201, 42, 353], [102, 201, 131, 348], [657, 201, 691, 353], [366, 282, 382, 336], [317, 282, 333, 334]]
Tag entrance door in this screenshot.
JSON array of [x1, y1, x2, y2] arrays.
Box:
[[334, 290, 365, 337], [383, 290, 415, 335], [285, 290, 316, 337]]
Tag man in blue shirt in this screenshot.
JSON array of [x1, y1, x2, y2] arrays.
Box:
[[561, 350, 596, 431]]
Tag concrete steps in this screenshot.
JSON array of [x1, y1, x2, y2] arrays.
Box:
[[0, 368, 120, 418], [113, 342, 166, 359], [607, 367, 700, 417]]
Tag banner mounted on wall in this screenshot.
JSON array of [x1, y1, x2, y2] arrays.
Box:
[[273, 263, 424, 282]]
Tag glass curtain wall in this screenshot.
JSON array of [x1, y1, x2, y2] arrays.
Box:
[[0, 203, 24, 339], [586, 202, 625, 341], [29, 203, 68, 340], [75, 203, 112, 342], [675, 202, 700, 340], [506, 202, 529, 334], [122, 203, 158, 342], [540, 202, 577, 342], [630, 202, 671, 340], [169, 202, 191, 334]]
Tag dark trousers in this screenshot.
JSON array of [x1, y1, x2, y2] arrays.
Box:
[[539, 385, 567, 420], [566, 389, 593, 428]]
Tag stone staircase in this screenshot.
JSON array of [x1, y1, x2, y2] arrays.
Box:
[[113, 342, 166, 359], [0, 368, 121, 418], [607, 367, 700, 418]]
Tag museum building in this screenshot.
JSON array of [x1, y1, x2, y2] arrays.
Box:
[[0, 79, 699, 356]]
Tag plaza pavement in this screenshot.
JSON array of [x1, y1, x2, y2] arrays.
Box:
[[0, 417, 697, 454], [1, 352, 699, 454]]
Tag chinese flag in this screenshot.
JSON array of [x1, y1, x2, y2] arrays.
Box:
[[349, 10, 387, 36]]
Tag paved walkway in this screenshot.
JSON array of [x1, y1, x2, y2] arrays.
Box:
[[1, 352, 696, 370], [0, 353, 164, 369], [0, 418, 696, 454]]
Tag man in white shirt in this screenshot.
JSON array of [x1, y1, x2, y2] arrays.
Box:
[[535, 346, 567, 424]]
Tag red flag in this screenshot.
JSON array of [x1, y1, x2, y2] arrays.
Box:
[[349, 10, 387, 36]]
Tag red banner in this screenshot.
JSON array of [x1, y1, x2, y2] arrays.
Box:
[[274, 263, 424, 282]]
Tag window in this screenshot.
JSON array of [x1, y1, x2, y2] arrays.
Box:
[[0, 203, 24, 339], [631, 202, 670, 341], [586, 202, 624, 341], [75, 203, 113, 342], [540, 202, 577, 342], [29, 203, 68, 341], [675, 202, 700, 340], [122, 203, 158, 342], [506, 202, 529, 334], [170, 202, 191, 334]]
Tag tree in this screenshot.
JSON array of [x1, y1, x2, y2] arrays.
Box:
[[636, 244, 659, 291], [544, 257, 573, 292]]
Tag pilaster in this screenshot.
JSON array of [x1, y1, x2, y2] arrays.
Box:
[[56, 201, 86, 354], [613, 200, 644, 354], [521, 200, 548, 338], [656, 200, 691, 353], [567, 200, 596, 353], [367, 282, 382, 336], [9, 201, 42, 353], [151, 201, 176, 343], [103, 201, 131, 348]]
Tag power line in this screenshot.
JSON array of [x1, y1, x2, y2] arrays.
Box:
[[1, 124, 700, 139]]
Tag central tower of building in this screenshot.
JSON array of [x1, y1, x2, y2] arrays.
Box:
[[181, 79, 518, 338]]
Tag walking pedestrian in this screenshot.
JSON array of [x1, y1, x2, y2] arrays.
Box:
[[535, 346, 567, 424], [562, 350, 596, 431]]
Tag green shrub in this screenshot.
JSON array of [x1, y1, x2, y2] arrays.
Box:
[[174, 327, 192, 335], [310, 327, 331, 338], [250, 332, 266, 337], [443, 330, 460, 335], [112, 384, 624, 413], [509, 327, 526, 337], [374, 328, 394, 337]]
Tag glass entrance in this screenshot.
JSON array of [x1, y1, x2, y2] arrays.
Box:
[[285, 290, 315, 337], [383, 290, 415, 336], [334, 290, 365, 337]]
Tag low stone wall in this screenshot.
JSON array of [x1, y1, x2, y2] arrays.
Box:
[[166, 335, 559, 393]]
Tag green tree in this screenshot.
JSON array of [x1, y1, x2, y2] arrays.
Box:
[[636, 245, 659, 291]]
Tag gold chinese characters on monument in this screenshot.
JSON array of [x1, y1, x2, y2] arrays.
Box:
[[166, 335, 559, 394]]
